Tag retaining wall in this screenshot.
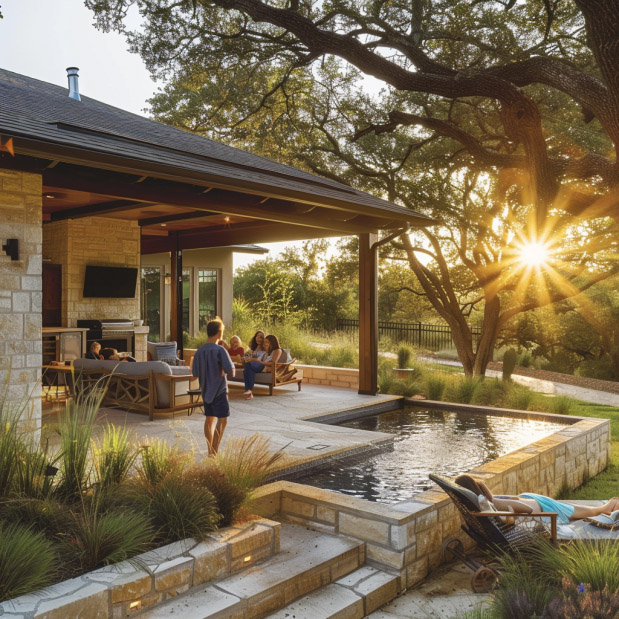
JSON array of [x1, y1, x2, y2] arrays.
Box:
[[253, 414, 610, 590]]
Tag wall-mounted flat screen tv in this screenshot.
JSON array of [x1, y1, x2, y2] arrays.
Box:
[[83, 265, 138, 298]]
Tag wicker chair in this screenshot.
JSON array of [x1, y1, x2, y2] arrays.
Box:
[[430, 474, 557, 592]]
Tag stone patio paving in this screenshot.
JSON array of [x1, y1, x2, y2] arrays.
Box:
[[43, 383, 400, 470]]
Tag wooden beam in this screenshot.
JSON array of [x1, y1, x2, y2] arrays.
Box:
[[50, 199, 150, 221], [358, 233, 378, 395], [43, 170, 381, 234], [170, 233, 183, 354], [139, 210, 218, 227], [140, 221, 343, 254]]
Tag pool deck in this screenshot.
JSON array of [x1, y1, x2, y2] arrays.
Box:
[[43, 383, 401, 470]]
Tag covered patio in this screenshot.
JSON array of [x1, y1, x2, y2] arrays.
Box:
[[0, 67, 431, 431]]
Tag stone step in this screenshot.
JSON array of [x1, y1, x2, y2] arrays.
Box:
[[266, 566, 400, 619], [142, 524, 364, 619]]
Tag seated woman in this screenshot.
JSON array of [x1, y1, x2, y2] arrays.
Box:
[[246, 330, 267, 361], [85, 341, 102, 360], [455, 474, 619, 525], [243, 334, 282, 400], [225, 335, 245, 363]]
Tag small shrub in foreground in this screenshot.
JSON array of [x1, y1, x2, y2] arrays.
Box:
[[0, 522, 57, 602], [446, 377, 480, 404], [506, 385, 533, 411], [137, 439, 190, 486], [93, 424, 137, 489], [550, 396, 573, 415]]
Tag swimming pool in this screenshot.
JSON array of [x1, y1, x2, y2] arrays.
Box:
[[293, 407, 567, 504]]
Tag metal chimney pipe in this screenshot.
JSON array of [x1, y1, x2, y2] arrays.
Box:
[[66, 67, 81, 101]]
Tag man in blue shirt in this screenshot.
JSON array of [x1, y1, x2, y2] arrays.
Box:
[[192, 319, 234, 456]]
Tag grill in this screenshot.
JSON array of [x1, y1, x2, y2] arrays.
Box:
[[77, 319, 135, 354]]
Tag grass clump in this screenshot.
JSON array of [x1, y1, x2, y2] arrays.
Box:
[[397, 345, 413, 369], [0, 522, 57, 602], [426, 375, 447, 401], [549, 395, 573, 415]]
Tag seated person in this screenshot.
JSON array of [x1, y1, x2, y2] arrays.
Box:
[[85, 341, 102, 360], [225, 335, 245, 363], [100, 347, 121, 361], [243, 334, 282, 400], [455, 474, 619, 525], [246, 330, 267, 360]]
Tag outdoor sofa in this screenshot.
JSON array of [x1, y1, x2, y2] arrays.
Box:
[[227, 349, 303, 395], [73, 359, 201, 420]]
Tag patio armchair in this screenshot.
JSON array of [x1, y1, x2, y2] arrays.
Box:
[[147, 341, 183, 366]]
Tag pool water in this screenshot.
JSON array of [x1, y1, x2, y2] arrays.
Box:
[[294, 407, 567, 504]]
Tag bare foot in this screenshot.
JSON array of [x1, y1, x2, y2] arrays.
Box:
[[244, 391, 254, 400], [601, 497, 619, 514]]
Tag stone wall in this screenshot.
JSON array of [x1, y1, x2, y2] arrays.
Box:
[[253, 414, 610, 591], [297, 364, 359, 390], [0, 169, 42, 432], [43, 217, 141, 327]]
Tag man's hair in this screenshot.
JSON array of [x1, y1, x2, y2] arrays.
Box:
[[206, 319, 224, 337], [100, 348, 118, 360]]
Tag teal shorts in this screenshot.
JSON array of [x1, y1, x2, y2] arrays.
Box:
[[520, 493, 575, 525]]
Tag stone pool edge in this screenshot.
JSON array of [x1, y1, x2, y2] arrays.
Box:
[[252, 412, 610, 592]]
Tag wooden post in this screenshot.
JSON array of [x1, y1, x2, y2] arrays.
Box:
[[358, 233, 378, 395], [169, 233, 184, 356]]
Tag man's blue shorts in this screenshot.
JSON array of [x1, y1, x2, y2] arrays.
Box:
[[204, 391, 230, 419]]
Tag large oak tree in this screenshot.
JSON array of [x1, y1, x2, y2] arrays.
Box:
[[89, 0, 619, 375]]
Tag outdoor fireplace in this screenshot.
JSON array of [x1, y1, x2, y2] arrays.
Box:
[[77, 319, 135, 355]]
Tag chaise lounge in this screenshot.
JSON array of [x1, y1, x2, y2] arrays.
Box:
[[227, 349, 303, 395]]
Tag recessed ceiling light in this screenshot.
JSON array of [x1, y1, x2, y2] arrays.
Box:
[[160, 223, 167, 227], [224, 216, 230, 223], [43, 193, 56, 199]]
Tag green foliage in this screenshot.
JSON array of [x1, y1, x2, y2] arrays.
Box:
[[0, 523, 57, 602], [128, 475, 220, 544], [397, 345, 413, 369], [0, 406, 25, 498], [502, 348, 518, 382], [215, 435, 285, 495], [472, 379, 509, 407], [426, 376, 447, 401], [549, 396, 573, 416], [137, 439, 189, 486], [62, 508, 153, 572], [93, 424, 137, 489], [185, 464, 246, 528], [506, 386, 533, 411], [445, 377, 480, 404]]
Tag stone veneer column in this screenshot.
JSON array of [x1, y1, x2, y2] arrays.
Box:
[[133, 326, 149, 361], [0, 169, 42, 433]]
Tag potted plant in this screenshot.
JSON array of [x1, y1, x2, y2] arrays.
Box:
[[394, 345, 416, 380]]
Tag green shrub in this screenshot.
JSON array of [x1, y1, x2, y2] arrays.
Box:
[[93, 424, 137, 489], [55, 389, 104, 499], [0, 406, 24, 498], [577, 357, 616, 381], [216, 435, 285, 494], [473, 379, 508, 407], [0, 496, 71, 537], [0, 522, 57, 602], [137, 439, 189, 486], [502, 348, 518, 382], [186, 464, 246, 527], [62, 508, 154, 572], [506, 385, 533, 410], [397, 345, 413, 369], [129, 475, 220, 544], [446, 377, 480, 404], [550, 396, 573, 415], [426, 376, 446, 401]]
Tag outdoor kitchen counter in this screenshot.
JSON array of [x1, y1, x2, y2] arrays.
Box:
[[42, 327, 90, 333]]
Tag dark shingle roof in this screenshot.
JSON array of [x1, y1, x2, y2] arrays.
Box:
[[0, 68, 431, 224]]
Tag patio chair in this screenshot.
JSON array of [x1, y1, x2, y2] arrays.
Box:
[[429, 474, 557, 592], [147, 341, 183, 366]]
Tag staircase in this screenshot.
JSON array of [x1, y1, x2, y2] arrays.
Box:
[[142, 524, 399, 619]]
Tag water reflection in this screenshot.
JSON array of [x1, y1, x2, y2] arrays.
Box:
[[294, 408, 566, 504]]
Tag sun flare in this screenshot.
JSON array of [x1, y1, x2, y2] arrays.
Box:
[[519, 241, 550, 267]]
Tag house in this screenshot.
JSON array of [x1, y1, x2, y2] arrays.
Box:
[[0, 67, 432, 431]]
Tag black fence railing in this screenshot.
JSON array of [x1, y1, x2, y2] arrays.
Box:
[[336, 318, 482, 352]]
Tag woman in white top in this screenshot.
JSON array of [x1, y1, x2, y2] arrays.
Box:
[[243, 334, 282, 400], [247, 330, 267, 361]]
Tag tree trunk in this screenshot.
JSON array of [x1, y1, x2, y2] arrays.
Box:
[[472, 296, 501, 377]]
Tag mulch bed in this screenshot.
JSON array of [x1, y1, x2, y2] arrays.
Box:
[[486, 362, 619, 396]]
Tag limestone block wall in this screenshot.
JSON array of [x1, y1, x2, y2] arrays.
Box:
[[298, 364, 359, 390], [43, 217, 141, 326], [0, 169, 42, 431], [253, 414, 609, 591]]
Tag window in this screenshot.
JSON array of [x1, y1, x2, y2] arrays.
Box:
[[198, 269, 218, 331], [141, 267, 161, 341]]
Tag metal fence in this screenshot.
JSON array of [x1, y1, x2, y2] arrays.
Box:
[[336, 318, 482, 352]]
